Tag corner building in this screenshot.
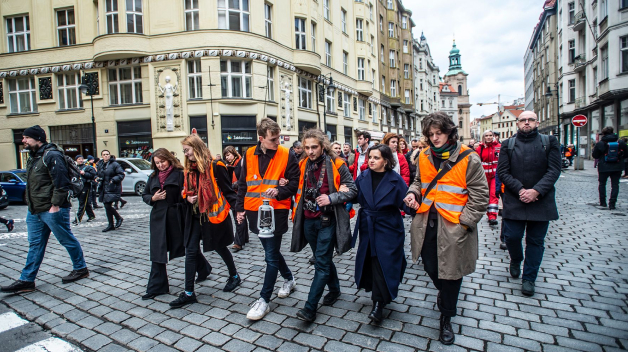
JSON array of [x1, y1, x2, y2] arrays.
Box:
[[0, 0, 387, 169]]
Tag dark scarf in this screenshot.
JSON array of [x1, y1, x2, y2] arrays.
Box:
[[183, 162, 218, 217], [306, 155, 326, 191], [430, 140, 457, 160], [158, 165, 174, 188], [517, 127, 539, 141]]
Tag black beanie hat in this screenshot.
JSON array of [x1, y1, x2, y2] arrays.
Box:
[[23, 125, 47, 142], [75, 154, 84, 160]]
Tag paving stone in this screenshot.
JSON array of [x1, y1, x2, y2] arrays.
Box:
[[222, 339, 256, 352], [83, 333, 114, 351], [173, 337, 204, 352], [293, 332, 327, 349], [128, 336, 160, 351]]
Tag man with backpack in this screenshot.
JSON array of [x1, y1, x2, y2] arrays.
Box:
[[592, 126, 628, 210], [1, 126, 89, 294]]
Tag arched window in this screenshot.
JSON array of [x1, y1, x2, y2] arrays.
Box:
[[458, 85, 462, 96]]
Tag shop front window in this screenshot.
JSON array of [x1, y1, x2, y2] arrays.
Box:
[[603, 104, 615, 130], [620, 99, 628, 137]]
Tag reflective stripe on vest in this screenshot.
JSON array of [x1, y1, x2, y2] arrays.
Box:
[[292, 156, 344, 221], [244, 145, 291, 211], [417, 145, 472, 224], [208, 161, 231, 224]]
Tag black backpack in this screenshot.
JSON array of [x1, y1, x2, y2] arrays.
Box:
[[43, 146, 84, 198]]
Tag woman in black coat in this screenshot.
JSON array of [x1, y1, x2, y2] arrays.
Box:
[[141, 148, 212, 300], [168, 134, 241, 309], [223, 146, 249, 252], [97, 150, 125, 232], [352, 144, 411, 323]]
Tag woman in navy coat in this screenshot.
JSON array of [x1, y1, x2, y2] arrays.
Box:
[[352, 144, 412, 323]]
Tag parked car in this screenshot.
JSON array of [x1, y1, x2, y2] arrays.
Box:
[[0, 169, 27, 203], [115, 158, 152, 196], [0, 184, 9, 209]]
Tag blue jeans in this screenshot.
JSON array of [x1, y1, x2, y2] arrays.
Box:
[[259, 232, 293, 302], [303, 217, 340, 312], [503, 219, 549, 282], [20, 208, 87, 282]]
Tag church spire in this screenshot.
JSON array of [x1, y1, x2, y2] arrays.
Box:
[[445, 39, 466, 76]]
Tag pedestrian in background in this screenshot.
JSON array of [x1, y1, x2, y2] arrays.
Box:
[[73, 155, 97, 225], [86, 155, 101, 209], [405, 112, 488, 345], [622, 136, 628, 178], [476, 130, 501, 226], [291, 140, 304, 160], [497, 111, 561, 297], [405, 138, 420, 182], [349, 131, 371, 179], [97, 150, 125, 232], [141, 148, 189, 300], [223, 146, 249, 252], [353, 144, 412, 324], [382, 133, 411, 186], [399, 137, 409, 155], [290, 129, 357, 322], [342, 142, 355, 166], [591, 126, 628, 210], [1, 126, 89, 294], [331, 142, 344, 162]]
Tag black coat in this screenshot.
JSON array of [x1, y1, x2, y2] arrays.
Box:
[[591, 134, 628, 173], [97, 157, 125, 203], [183, 162, 238, 252], [497, 130, 561, 221], [142, 169, 186, 263], [78, 163, 97, 186]]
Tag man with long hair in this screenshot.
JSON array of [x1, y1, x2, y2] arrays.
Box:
[[236, 118, 300, 321], [290, 129, 357, 322]]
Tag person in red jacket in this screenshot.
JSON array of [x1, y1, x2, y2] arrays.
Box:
[[349, 131, 371, 180], [382, 133, 411, 186], [476, 130, 501, 225]]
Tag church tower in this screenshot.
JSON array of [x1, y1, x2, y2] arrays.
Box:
[[443, 40, 471, 143]]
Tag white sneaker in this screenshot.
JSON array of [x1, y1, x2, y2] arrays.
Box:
[[277, 278, 296, 298], [246, 298, 270, 320]]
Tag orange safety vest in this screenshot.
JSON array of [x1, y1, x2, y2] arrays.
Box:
[[565, 148, 572, 157], [182, 161, 231, 224], [244, 145, 291, 211], [417, 145, 472, 224], [229, 156, 241, 184], [292, 156, 344, 220]]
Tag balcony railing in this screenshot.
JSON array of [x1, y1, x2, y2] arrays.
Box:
[[573, 11, 586, 31], [575, 96, 586, 109], [574, 54, 587, 72]]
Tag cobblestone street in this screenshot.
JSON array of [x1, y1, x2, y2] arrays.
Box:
[[0, 166, 627, 352]]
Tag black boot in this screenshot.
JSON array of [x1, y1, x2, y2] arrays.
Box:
[[600, 199, 608, 207], [1, 280, 35, 293], [609, 202, 616, 210], [62, 268, 89, 284], [169, 292, 197, 308], [368, 302, 384, 323], [510, 261, 521, 278], [439, 315, 455, 345], [102, 225, 115, 232], [115, 217, 124, 228]]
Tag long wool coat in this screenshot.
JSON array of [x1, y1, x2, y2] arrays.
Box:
[[352, 169, 410, 301], [142, 169, 186, 263], [97, 157, 125, 203]]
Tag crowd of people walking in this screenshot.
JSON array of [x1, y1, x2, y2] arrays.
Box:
[[1, 111, 625, 346]]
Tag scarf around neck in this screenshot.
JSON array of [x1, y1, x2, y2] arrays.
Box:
[[183, 162, 218, 218], [158, 165, 174, 188], [430, 140, 457, 160]]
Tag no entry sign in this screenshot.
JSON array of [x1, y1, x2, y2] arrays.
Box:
[[572, 115, 588, 127]]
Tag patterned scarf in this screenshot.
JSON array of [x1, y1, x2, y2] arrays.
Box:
[[430, 140, 457, 160], [158, 165, 174, 188], [183, 162, 217, 218]]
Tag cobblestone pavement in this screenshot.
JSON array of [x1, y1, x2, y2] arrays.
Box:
[[0, 167, 627, 352]]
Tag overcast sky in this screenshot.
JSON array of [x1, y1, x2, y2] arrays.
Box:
[[407, 0, 545, 119]]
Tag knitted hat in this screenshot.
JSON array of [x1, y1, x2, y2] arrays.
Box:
[[75, 154, 84, 160], [87, 155, 94, 161], [23, 125, 47, 142]]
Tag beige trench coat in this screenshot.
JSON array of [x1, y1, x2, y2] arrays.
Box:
[[408, 142, 489, 280]]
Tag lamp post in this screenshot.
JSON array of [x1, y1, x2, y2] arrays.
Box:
[[318, 73, 336, 138], [79, 73, 98, 156], [545, 85, 561, 144]]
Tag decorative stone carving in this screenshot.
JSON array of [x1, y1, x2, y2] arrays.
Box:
[[280, 74, 294, 131], [119, 59, 128, 66], [249, 53, 258, 60], [222, 50, 232, 56], [194, 50, 205, 57], [72, 63, 82, 70], [62, 65, 71, 71], [19, 70, 28, 76], [208, 50, 219, 56], [39, 77, 53, 100], [143, 56, 153, 63], [0, 72, 6, 78], [155, 55, 165, 61], [337, 91, 342, 108], [30, 68, 39, 75], [131, 57, 141, 64], [155, 67, 182, 133], [353, 97, 357, 112], [9, 71, 17, 77], [168, 53, 179, 60], [235, 50, 246, 57], [84, 63, 93, 69], [318, 84, 325, 103]]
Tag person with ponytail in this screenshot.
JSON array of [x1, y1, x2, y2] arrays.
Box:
[[169, 135, 241, 308]]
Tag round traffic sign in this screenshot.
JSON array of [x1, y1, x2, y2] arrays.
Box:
[[572, 114, 587, 127]]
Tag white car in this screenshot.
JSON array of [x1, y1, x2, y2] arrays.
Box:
[[115, 158, 152, 195]]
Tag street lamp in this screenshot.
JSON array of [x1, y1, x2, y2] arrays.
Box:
[[79, 73, 98, 156], [545, 85, 560, 144], [318, 73, 335, 138]]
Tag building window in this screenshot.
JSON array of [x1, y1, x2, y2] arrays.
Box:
[[218, 0, 250, 32], [369, 4, 373, 20], [326, 87, 335, 113], [390, 79, 396, 97], [356, 19, 363, 41], [358, 99, 365, 120], [379, 15, 383, 32], [404, 64, 409, 79], [371, 35, 375, 55], [387, 0, 393, 9], [389, 50, 396, 68], [601, 45, 609, 80], [622, 0, 628, 9], [449, 98, 453, 108], [419, 58, 423, 69], [357, 58, 365, 80], [420, 79, 423, 90], [8, 77, 37, 114], [372, 102, 378, 122], [568, 40, 575, 63], [343, 93, 351, 117], [220, 60, 251, 98], [298, 77, 312, 109], [568, 2, 575, 25], [380, 45, 384, 63], [381, 76, 385, 92], [108, 66, 143, 105], [405, 90, 410, 104], [372, 68, 376, 86], [441, 99, 445, 108], [458, 85, 462, 96], [325, 41, 332, 66], [187, 59, 203, 99], [6, 15, 31, 52], [311, 22, 317, 52], [58, 73, 83, 109], [341, 9, 347, 33], [126, 0, 143, 34], [295, 18, 306, 50], [388, 22, 394, 37], [343, 51, 348, 75], [403, 40, 408, 53], [568, 79, 576, 102], [323, 0, 330, 21], [57, 9, 76, 46], [402, 16, 407, 29], [621, 36, 628, 73], [184, 0, 199, 30], [267, 67, 275, 101], [600, 0, 607, 20], [264, 3, 273, 39], [105, 0, 119, 34]]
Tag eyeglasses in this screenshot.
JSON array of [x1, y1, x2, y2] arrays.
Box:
[[517, 118, 537, 123]]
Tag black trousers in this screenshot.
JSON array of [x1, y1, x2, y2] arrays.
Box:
[[359, 245, 392, 305], [599, 171, 622, 205], [0, 217, 9, 224], [103, 202, 121, 226], [421, 221, 463, 317], [147, 259, 213, 295], [185, 219, 238, 292], [76, 187, 95, 222], [231, 209, 249, 247], [90, 184, 98, 207]]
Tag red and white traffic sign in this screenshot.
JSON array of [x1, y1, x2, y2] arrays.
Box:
[[572, 115, 588, 127]]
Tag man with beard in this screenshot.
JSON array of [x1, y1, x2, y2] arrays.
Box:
[[497, 111, 561, 296], [1, 126, 88, 293]]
